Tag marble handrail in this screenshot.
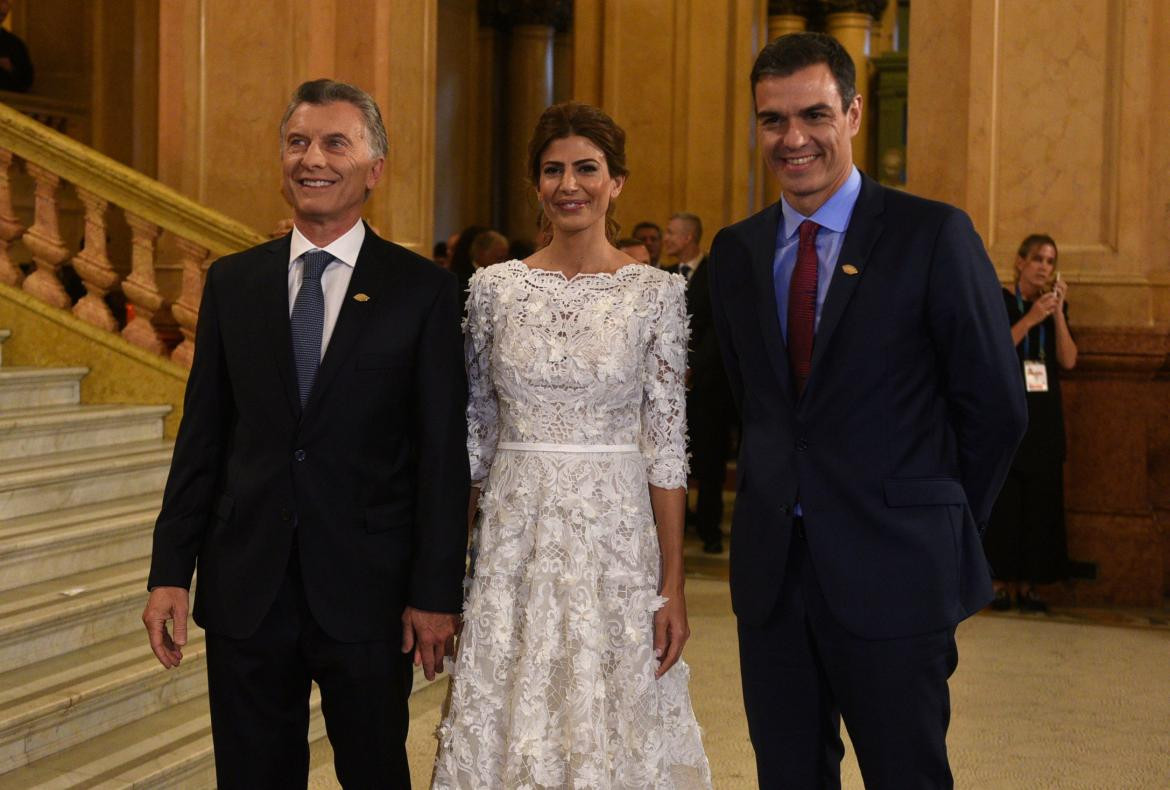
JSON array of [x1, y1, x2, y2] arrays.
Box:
[[0, 100, 266, 366]]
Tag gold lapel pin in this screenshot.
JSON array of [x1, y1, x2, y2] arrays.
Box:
[[353, 293, 371, 302], [841, 264, 859, 276]]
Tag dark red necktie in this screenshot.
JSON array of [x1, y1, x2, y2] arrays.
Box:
[[787, 220, 820, 395]]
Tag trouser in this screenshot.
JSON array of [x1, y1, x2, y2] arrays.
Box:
[[204, 549, 413, 789], [688, 399, 732, 545], [738, 521, 958, 789]]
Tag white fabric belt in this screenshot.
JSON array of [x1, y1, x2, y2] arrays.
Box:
[[497, 441, 639, 454]]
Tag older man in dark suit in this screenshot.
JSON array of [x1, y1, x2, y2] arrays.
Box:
[[141, 79, 468, 789], [709, 34, 1026, 788]]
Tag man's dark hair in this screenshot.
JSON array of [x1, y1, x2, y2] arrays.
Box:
[[750, 32, 856, 112], [632, 221, 661, 236], [280, 79, 388, 159]]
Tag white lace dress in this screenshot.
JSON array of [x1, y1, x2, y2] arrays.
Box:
[[433, 261, 711, 789]]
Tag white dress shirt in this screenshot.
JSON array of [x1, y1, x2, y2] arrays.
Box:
[[678, 254, 703, 283], [287, 219, 365, 359]]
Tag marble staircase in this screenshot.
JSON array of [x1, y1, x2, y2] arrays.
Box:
[[0, 328, 335, 788]]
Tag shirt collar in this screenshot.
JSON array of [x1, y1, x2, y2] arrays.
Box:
[[779, 166, 862, 240], [288, 218, 366, 269], [681, 253, 703, 270]]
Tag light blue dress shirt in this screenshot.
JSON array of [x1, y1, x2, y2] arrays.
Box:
[[773, 167, 862, 518], [773, 166, 862, 341]]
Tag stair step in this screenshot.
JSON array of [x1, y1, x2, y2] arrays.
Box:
[[0, 404, 170, 460], [0, 367, 87, 410], [0, 440, 173, 520], [1, 686, 328, 789], [0, 631, 208, 775], [0, 559, 150, 674], [0, 493, 161, 593]]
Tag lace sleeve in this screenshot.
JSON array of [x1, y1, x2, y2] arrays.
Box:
[[464, 270, 499, 484], [640, 274, 690, 488]]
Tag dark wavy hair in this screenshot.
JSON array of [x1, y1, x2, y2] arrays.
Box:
[[750, 32, 856, 112], [526, 102, 628, 242]]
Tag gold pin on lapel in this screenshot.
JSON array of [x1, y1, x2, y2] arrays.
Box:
[[841, 264, 859, 276], [353, 293, 371, 302]]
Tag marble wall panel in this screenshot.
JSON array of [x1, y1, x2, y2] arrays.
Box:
[[582, 0, 761, 244], [909, 0, 1169, 328], [434, 0, 480, 240], [906, 1, 971, 206], [156, 0, 435, 250], [990, 0, 1117, 258]]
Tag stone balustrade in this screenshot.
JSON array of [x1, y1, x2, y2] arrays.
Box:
[[0, 101, 264, 367]]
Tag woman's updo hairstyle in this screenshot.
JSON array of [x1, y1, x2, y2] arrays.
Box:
[[526, 102, 628, 242]]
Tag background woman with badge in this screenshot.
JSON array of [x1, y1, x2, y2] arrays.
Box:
[[985, 234, 1078, 613]]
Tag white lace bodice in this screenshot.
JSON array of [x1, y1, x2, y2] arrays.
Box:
[[464, 260, 690, 488], [434, 260, 710, 788]]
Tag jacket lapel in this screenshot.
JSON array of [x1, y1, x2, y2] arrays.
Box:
[[807, 175, 885, 384], [301, 228, 395, 416], [748, 203, 795, 400], [260, 235, 302, 421]]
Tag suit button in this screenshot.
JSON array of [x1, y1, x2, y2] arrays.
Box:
[[796, 438, 808, 451], [294, 449, 306, 461], [280, 509, 293, 522]]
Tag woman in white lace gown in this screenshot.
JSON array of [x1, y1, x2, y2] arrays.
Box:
[[433, 103, 711, 789]]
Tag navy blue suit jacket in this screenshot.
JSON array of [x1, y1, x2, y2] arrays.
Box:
[[148, 227, 470, 642], [709, 175, 1026, 639]]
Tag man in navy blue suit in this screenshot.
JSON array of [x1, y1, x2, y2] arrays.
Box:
[[708, 34, 1026, 788]]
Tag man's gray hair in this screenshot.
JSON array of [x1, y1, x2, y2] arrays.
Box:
[[671, 212, 703, 244], [279, 79, 388, 159]]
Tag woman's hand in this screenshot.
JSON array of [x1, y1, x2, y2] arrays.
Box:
[[1052, 277, 1069, 304], [653, 585, 691, 678], [1026, 290, 1060, 324]]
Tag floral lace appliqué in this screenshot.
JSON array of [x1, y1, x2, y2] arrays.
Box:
[[435, 261, 710, 789]]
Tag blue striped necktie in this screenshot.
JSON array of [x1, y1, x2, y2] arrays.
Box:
[[291, 250, 333, 406]]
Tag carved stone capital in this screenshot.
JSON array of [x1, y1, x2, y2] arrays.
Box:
[[823, 0, 888, 20], [768, 0, 815, 17], [480, 0, 571, 32]]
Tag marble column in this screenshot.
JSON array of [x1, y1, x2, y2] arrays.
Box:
[[826, 10, 874, 173], [763, 8, 807, 208], [505, 23, 554, 239], [553, 28, 573, 104], [767, 10, 806, 42], [472, 21, 501, 228]]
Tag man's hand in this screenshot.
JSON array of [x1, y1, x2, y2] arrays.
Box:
[[653, 590, 691, 678], [401, 606, 459, 681], [142, 586, 189, 669]]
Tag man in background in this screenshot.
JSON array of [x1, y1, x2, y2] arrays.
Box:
[[664, 212, 733, 554], [0, 1, 32, 93], [470, 229, 510, 269], [617, 237, 652, 264], [632, 220, 663, 267]]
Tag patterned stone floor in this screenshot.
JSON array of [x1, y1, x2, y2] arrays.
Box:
[[310, 528, 1170, 788]]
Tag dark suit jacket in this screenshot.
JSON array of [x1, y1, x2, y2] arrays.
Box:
[[665, 257, 731, 406], [148, 226, 470, 642], [708, 175, 1026, 639]]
